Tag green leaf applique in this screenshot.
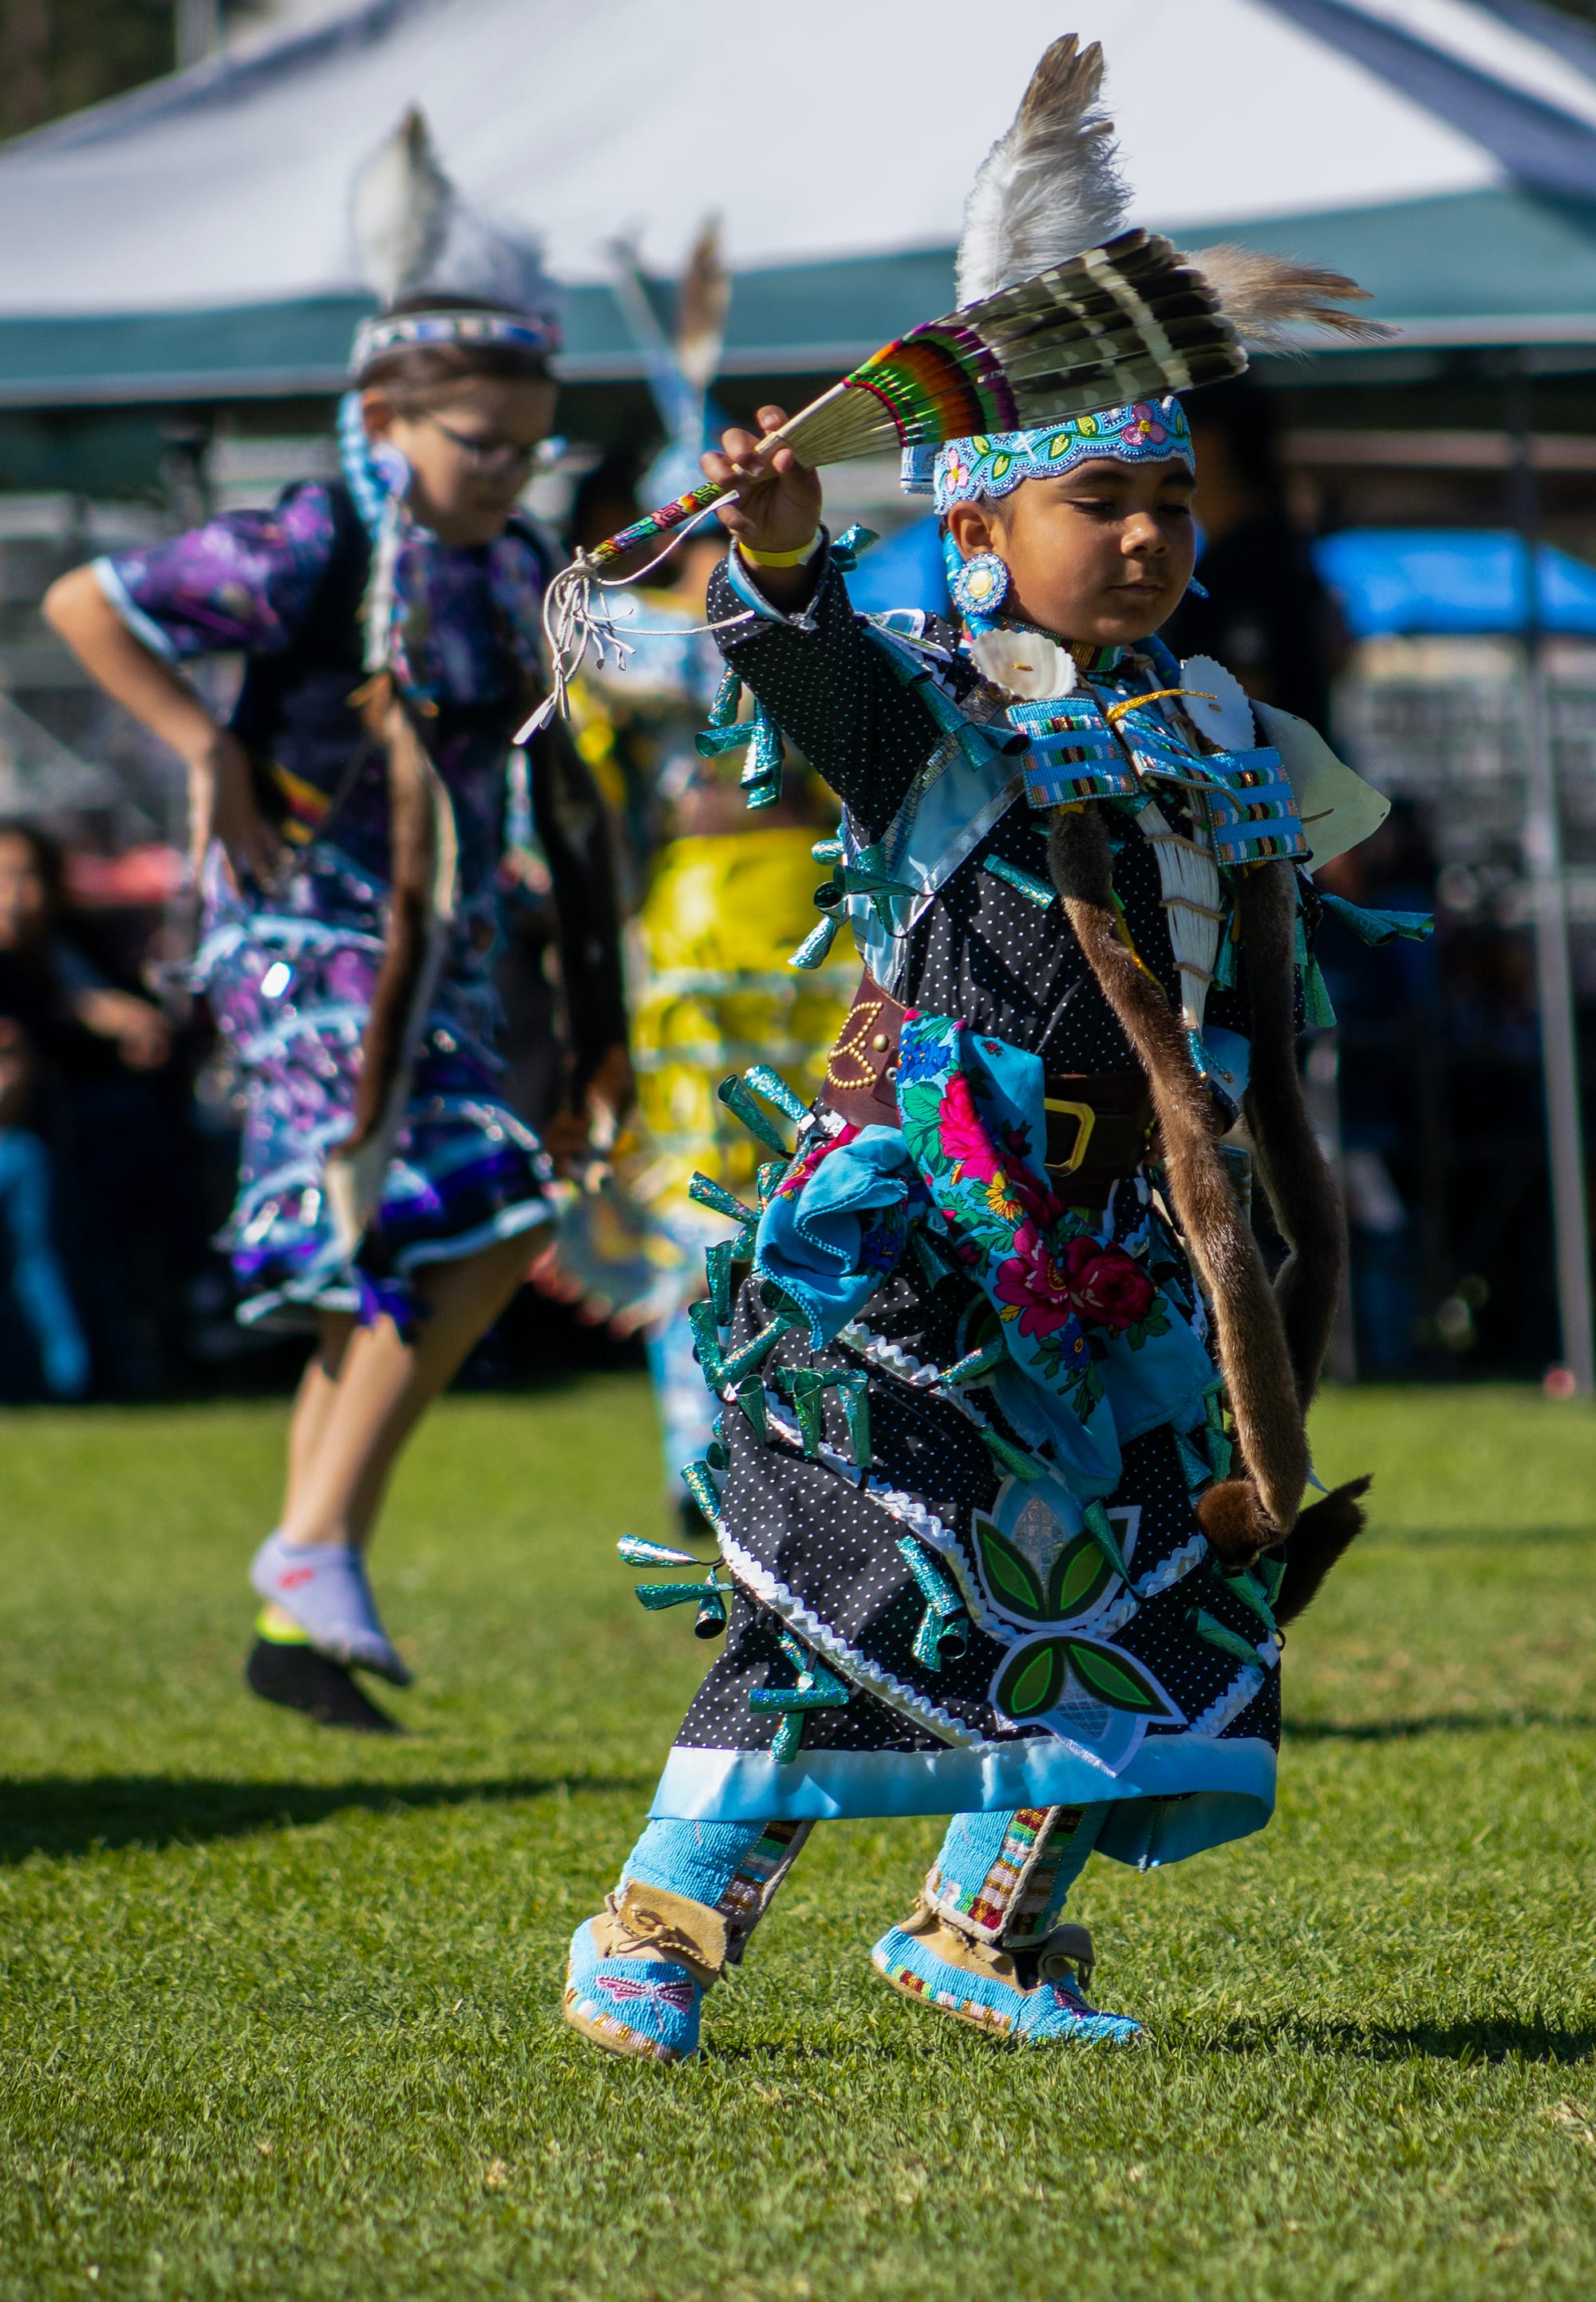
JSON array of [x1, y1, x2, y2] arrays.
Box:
[[1063, 1638, 1175, 1717], [994, 1635, 1178, 1724], [994, 1639, 1067, 1719], [974, 1518, 1046, 1617], [974, 1519, 1116, 1625]]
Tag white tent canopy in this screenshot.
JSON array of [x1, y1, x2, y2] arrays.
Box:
[[0, 0, 1581, 310], [1, 0, 1594, 412]]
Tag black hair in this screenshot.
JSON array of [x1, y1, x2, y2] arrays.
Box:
[[0, 818, 66, 929]]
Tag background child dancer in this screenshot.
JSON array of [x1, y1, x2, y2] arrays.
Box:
[[46, 114, 628, 1731], [539, 225, 855, 1532]]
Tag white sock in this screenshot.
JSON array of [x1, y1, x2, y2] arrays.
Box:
[[250, 1530, 411, 1685]]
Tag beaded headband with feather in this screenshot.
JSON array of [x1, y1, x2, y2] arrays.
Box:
[[346, 108, 562, 380], [918, 33, 1384, 503]]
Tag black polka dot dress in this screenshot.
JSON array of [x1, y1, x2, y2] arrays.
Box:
[[646, 547, 1282, 1861]]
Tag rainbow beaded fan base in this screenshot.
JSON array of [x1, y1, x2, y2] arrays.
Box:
[[520, 230, 1244, 734]]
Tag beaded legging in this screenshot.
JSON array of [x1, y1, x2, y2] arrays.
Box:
[[621, 1803, 1112, 1964]]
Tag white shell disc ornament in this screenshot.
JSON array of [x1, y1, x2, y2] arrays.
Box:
[[1179, 655, 1256, 751], [970, 627, 1079, 701]]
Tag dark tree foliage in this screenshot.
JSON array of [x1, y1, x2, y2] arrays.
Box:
[[0, 3, 259, 143], [1, 2, 173, 140]]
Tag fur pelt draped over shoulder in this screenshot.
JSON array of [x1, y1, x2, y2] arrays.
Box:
[[1232, 861, 1345, 1408], [1047, 809, 1306, 1562], [1045, 808, 1372, 1580]]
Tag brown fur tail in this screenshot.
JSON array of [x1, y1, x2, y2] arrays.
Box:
[[1272, 1474, 1372, 1625], [1048, 808, 1306, 1561], [347, 695, 445, 1150], [1235, 863, 1346, 1407]]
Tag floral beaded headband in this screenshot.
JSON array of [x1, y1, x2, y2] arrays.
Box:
[[903, 397, 1194, 513]]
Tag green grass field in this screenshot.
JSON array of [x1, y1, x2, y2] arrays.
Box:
[[1, 1378, 1594, 2300]]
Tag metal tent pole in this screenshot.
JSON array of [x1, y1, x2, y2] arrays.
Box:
[[1507, 366, 1594, 1394]]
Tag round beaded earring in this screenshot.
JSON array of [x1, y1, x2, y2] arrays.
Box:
[[949, 549, 1011, 622]]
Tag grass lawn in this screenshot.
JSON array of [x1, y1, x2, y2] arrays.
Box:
[[1, 1377, 1594, 2300]]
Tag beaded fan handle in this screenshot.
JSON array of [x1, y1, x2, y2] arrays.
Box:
[[577, 387, 847, 571], [580, 475, 733, 571]]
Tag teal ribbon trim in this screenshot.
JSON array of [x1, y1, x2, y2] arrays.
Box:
[[1318, 891, 1436, 946]]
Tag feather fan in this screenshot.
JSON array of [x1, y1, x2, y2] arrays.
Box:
[[956, 34, 1128, 305], [579, 229, 1243, 571], [353, 108, 453, 307], [1182, 245, 1391, 348]]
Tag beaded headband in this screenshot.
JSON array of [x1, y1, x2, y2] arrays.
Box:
[[350, 306, 561, 378], [903, 397, 1193, 512]]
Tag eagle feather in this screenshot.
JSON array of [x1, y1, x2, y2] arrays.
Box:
[[955, 34, 1129, 305], [1182, 246, 1392, 348]]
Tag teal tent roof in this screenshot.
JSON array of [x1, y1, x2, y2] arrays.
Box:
[[0, 185, 1591, 411], [1, 0, 1594, 409]]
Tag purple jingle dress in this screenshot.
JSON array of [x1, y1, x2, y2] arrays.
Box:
[[97, 480, 622, 1327]]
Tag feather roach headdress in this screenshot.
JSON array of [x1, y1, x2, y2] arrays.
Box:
[[348, 107, 561, 375], [954, 34, 1385, 345]]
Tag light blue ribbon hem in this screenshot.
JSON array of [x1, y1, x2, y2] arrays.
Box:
[[648, 1732, 1275, 1863]]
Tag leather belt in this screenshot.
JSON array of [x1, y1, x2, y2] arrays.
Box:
[[816, 973, 1153, 1210]]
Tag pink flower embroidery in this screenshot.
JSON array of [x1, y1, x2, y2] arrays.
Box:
[[937, 1072, 1000, 1186], [994, 1227, 1156, 1341], [994, 1222, 1079, 1341], [1120, 404, 1168, 448], [773, 1122, 858, 1201], [1058, 1237, 1156, 1332]]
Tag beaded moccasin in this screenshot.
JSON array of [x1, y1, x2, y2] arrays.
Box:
[[871, 1901, 1143, 2045], [563, 1881, 727, 2064]]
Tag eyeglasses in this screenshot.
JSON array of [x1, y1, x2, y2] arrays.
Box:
[[421, 414, 541, 473]]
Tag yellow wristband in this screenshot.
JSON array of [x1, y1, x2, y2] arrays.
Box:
[[738, 531, 823, 570]]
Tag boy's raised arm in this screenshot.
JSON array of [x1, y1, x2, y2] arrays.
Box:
[[702, 408, 947, 839]]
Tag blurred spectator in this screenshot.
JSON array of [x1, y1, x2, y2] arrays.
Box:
[[0, 821, 170, 1074], [0, 1012, 88, 1400], [0, 819, 204, 1397], [1163, 377, 1345, 734]]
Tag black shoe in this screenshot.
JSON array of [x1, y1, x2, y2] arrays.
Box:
[[245, 1638, 403, 1733]]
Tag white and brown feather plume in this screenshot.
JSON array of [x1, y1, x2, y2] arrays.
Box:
[[675, 215, 729, 397], [956, 34, 1130, 305], [352, 108, 453, 307]]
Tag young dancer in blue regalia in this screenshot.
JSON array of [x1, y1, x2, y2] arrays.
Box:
[[560, 36, 1415, 2058]]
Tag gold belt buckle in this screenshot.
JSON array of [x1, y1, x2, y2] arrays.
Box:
[[1043, 1097, 1096, 1175]]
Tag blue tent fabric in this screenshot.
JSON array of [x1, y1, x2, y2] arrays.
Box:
[[844, 518, 950, 619], [1262, 0, 1596, 203], [1314, 530, 1596, 638], [1475, 0, 1596, 84]]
